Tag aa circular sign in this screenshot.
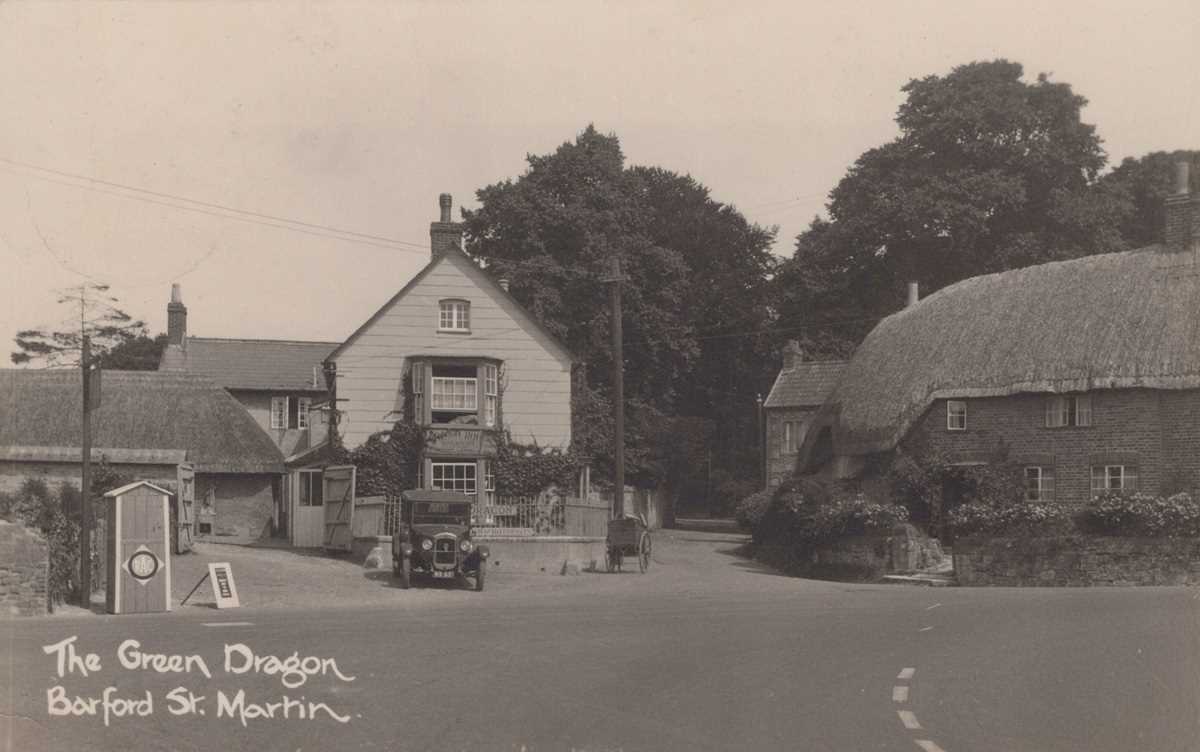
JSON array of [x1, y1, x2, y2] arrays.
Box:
[[128, 551, 160, 581]]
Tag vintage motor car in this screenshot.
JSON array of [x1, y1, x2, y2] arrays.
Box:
[[392, 489, 489, 591]]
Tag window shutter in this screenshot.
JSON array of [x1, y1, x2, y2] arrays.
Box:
[[1075, 395, 1092, 427], [411, 361, 425, 424]]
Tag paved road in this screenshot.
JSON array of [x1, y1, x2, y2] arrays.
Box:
[[3, 529, 1199, 751]]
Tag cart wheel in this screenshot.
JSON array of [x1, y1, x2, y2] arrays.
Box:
[[474, 563, 486, 592], [638, 533, 651, 573], [399, 556, 411, 590]]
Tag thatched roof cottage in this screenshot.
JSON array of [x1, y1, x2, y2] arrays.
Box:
[[0, 369, 285, 544], [800, 162, 1200, 509]]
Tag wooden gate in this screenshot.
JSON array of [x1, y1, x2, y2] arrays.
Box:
[[322, 465, 356, 551], [175, 463, 195, 554]]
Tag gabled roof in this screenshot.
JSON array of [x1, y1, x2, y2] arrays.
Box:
[[326, 245, 575, 365], [825, 244, 1200, 456], [0, 370, 285, 473], [104, 480, 172, 498], [159, 337, 336, 392], [764, 360, 847, 409]]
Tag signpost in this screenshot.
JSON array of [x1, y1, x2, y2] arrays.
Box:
[[208, 562, 240, 609]]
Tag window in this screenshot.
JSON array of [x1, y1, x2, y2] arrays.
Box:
[[431, 462, 477, 495], [1024, 466, 1055, 502], [431, 377, 478, 411], [1046, 394, 1092, 428], [484, 364, 498, 427], [270, 396, 311, 430], [298, 470, 324, 506], [438, 299, 470, 332], [782, 421, 803, 454], [947, 401, 967, 431], [1091, 465, 1138, 494], [484, 461, 495, 492]]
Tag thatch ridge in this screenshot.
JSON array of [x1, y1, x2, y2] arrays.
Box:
[[827, 244, 1200, 456], [0, 369, 285, 473]]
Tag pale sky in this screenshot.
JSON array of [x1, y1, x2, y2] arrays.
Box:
[[1, 1, 1197, 356]]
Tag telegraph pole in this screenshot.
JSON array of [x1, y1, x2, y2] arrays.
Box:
[[79, 335, 92, 606], [605, 257, 625, 518]]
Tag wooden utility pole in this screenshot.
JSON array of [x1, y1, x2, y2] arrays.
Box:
[[605, 257, 625, 518], [79, 335, 92, 606]]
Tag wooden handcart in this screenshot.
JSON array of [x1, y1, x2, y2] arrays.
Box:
[[605, 514, 651, 573]]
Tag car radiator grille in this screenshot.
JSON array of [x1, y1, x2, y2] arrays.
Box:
[[434, 539, 456, 566]]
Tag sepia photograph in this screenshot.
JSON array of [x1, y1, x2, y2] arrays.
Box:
[[1, 1, 1198, 750]]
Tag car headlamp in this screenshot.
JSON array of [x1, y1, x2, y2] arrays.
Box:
[[459, 539, 473, 553], [420, 538, 433, 551]]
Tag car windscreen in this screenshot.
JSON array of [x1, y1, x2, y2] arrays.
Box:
[[411, 501, 472, 525]]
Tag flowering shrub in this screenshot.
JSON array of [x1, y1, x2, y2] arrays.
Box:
[[734, 489, 772, 531], [755, 483, 908, 546], [947, 501, 1072, 537], [1078, 492, 1200, 537]]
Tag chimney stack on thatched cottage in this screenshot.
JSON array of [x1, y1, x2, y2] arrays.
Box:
[[1165, 161, 1198, 251]]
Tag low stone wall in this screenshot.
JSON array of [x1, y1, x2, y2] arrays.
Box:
[[754, 524, 943, 580], [954, 535, 1200, 586], [353, 534, 607, 575], [0, 520, 49, 616]]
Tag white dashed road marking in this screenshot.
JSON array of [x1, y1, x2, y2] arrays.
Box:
[[918, 626, 934, 632], [893, 686, 910, 702], [898, 710, 922, 730], [925, 603, 942, 611], [201, 621, 254, 627], [897, 667, 916, 680], [915, 740, 947, 752]]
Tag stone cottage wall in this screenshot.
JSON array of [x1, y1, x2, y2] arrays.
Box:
[[955, 535, 1200, 586], [765, 406, 816, 488], [0, 520, 48, 615]]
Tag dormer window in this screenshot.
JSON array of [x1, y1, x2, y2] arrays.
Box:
[[438, 299, 470, 332]]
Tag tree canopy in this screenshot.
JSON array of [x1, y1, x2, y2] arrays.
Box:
[[1100, 150, 1200, 248], [463, 125, 778, 487], [10, 284, 158, 369], [776, 60, 1133, 356]]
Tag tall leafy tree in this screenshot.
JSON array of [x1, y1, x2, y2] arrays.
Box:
[[777, 60, 1132, 355], [463, 126, 777, 489], [1100, 150, 1200, 248]]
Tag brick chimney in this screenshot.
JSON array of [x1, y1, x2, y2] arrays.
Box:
[[783, 340, 803, 370], [1165, 161, 1197, 251], [167, 283, 187, 347], [430, 193, 463, 259]]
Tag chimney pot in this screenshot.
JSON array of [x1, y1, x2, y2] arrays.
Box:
[[167, 284, 188, 347], [430, 193, 463, 258], [906, 281, 919, 308]]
